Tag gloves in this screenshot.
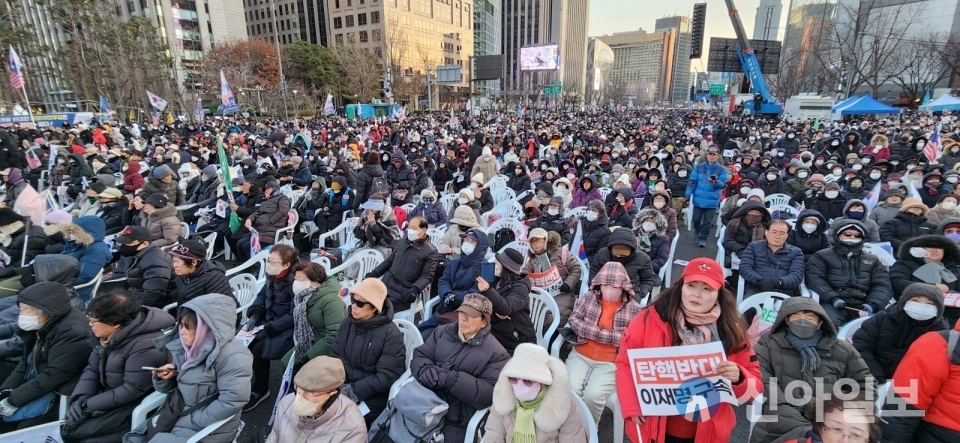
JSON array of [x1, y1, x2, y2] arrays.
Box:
[[861, 304, 874, 315], [405, 287, 421, 303], [263, 322, 280, 337], [64, 395, 91, 424], [435, 368, 457, 390], [441, 293, 457, 309], [758, 278, 779, 292], [418, 366, 441, 389], [559, 283, 571, 293], [340, 384, 360, 403], [833, 299, 847, 310], [0, 398, 18, 416], [246, 305, 266, 322]]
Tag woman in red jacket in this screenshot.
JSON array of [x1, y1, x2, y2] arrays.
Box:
[[614, 257, 762, 443]]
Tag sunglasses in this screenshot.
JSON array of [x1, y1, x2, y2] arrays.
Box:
[[351, 297, 371, 308], [508, 377, 536, 386]]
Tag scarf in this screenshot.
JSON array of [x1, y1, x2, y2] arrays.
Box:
[[182, 315, 213, 364], [676, 304, 721, 345], [638, 233, 652, 253], [785, 329, 823, 375], [532, 250, 552, 273], [511, 387, 547, 443], [294, 284, 320, 357]]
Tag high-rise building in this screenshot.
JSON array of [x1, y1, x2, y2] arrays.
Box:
[[782, 0, 837, 93], [245, 0, 328, 46], [560, 0, 588, 105], [2, 0, 76, 111], [597, 29, 676, 104], [585, 37, 614, 105], [655, 15, 691, 103], [473, 0, 502, 96], [753, 0, 783, 41]]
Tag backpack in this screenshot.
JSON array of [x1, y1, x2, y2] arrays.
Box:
[[493, 227, 516, 252], [369, 175, 390, 197], [369, 378, 448, 443]]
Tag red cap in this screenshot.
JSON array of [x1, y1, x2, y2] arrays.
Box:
[[682, 258, 725, 291]]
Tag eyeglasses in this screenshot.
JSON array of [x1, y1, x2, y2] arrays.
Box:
[[351, 297, 371, 308], [821, 426, 869, 443], [839, 232, 863, 239], [508, 377, 536, 386], [266, 259, 284, 265], [87, 317, 103, 325]]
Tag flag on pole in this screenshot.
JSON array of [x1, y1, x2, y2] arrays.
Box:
[[924, 123, 942, 163], [194, 98, 204, 122], [146, 91, 168, 112], [47, 145, 58, 171], [864, 180, 882, 211], [217, 137, 241, 233], [220, 70, 239, 115], [382, 67, 393, 101], [323, 93, 335, 115], [99, 95, 110, 113], [7, 46, 24, 91], [25, 149, 40, 170]]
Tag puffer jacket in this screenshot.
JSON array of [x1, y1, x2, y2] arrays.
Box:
[[522, 231, 581, 293], [649, 190, 678, 241], [248, 193, 292, 245], [353, 164, 385, 210], [409, 200, 448, 226], [881, 211, 937, 256], [570, 174, 602, 208], [889, 235, 960, 326], [54, 216, 114, 301], [589, 227, 657, 299], [438, 229, 491, 307], [172, 259, 234, 307], [0, 220, 47, 267], [607, 187, 638, 228], [122, 162, 145, 193], [0, 282, 93, 411], [581, 212, 611, 261], [141, 176, 185, 207], [505, 165, 531, 194], [616, 304, 761, 443], [266, 393, 366, 443], [853, 283, 949, 383], [723, 201, 771, 261], [98, 202, 126, 235], [739, 239, 806, 293], [67, 154, 94, 192], [386, 157, 416, 191], [684, 160, 728, 208], [827, 199, 881, 242], [354, 206, 400, 248], [140, 202, 180, 247], [868, 199, 901, 227], [751, 297, 872, 443], [806, 221, 893, 311], [251, 269, 296, 360], [481, 273, 535, 355], [410, 322, 510, 443], [285, 278, 345, 363], [531, 211, 573, 245], [119, 245, 173, 308], [328, 301, 405, 420], [788, 209, 831, 261], [633, 207, 670, 278], [370, 236, 438, 312], [72, 307, 176, 412], [292, 163, 312, 187], [138, 294, 252, 443]]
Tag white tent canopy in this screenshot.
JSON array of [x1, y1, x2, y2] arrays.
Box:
[[919, 94, 960, 112]]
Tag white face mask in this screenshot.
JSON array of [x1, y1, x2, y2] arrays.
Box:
[[874, 145, 883, 150], [852, 164, 863, 171], [678, 170, 687, 177], [869, 172, 881, 180], [801, 223, 817, 234], [917, 142, 926, 149], [798, 172, 809, 179], [653, 201, 666, 209], [18, 314, 42, 331], [458, 197, 469, 205], [585, 210, 598, 221], [766, 173, 777, 181], [469, 183, 478, 190], [740, 187, 752, 195], [407, 229, 421, 241], [943, 201, 959, 211], [547, 208, 559, 216], [909, 247, 929, 258], [292, 281, 313, 295], [600, 285, 623, 302], [511, 381, 542, 402], [461, 242, 475, 255], [265, 263, 285, 276], [292, 393, 324, 416], [903, 301, 938, 321], [641, 221, 656, 233]]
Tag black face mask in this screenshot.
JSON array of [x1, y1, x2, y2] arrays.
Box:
[[119, 243, 142, 257]]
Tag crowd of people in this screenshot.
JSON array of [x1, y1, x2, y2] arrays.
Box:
[[0, 107, 957, 443]]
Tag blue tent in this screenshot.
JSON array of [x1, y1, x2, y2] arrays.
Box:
[[836, 95, 901, 115], [832, 95, 860, 112]]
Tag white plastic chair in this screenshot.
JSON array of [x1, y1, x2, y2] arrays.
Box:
[[770, 205, 799, 219], [76, 270, 104, 301], [439, 193, 458, 215], [564, 206, 586, 219], [662, 233, 680, 289], [317, 217, 360, 250], [202, 232, 217, 260], [574, 392, 601, 443], [428, 225, 446, 250], [322, 248, 384, 280], [748, 392, 764, 440], [530, 288, 560, 348], [395, 286, 430, 325], [481, 201, 524, 226], [837, 317, 869, 343], [485, 217, 528, 243], [225, 248, 271, 285], [130, 391, 236, 443], [463, 408, 490, 443], [392, 319, 423, 368], [231, 273, 258, 321], [577, 254, 590, 296], [401, 203, 416, 214], [738, 291, 790, 316], [763, 193, 792, 209], [682, 205, 692, 231], [180, 222, 190, 238], [597, 187, 612, 200], [274, 210, 298, 244], [498, 239, 529, 259], [863, 242, 896, 267]]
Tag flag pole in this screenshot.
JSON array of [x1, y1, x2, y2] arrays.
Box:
[[10, 46, 37, 128]]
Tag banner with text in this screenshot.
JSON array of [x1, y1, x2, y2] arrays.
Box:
[[627, 341, 737, 417]]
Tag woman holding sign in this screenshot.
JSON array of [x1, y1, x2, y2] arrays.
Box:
[[614, 257, 761, 443]]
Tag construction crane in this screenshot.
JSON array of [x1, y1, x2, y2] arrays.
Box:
[[723, 0, 782, 115]]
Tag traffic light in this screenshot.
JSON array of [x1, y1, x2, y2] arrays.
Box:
[[690, 3, 706, 59]]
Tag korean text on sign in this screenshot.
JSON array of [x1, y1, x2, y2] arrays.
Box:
[[627, 341, 739, 416]]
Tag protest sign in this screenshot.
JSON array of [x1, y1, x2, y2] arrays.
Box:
[[529, 266, 563, 296], [945, 292, 960, 308], [627, 341, 737, 418]]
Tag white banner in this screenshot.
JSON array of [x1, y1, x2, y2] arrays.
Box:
[[627, 341, 737, 417]]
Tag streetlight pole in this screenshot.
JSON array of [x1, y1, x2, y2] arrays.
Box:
[[269, 0, 290, 119]]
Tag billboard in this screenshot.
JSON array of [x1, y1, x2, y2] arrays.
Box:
[[473, 55, 505, 81], [707, 38, 781, 74], [519, 44, 560, 71]]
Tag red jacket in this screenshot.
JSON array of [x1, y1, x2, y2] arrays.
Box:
[[615, 306, 762, 443], [123, 161, 145, 193]]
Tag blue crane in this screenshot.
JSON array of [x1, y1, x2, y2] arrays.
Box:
[[723, 0, 782, 115]]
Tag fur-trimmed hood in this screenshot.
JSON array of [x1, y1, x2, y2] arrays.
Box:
[[490, 352, 573, 433], [899, 234, 960, 265], [44, 216, 105, 246], [633, 207, 667, 237]]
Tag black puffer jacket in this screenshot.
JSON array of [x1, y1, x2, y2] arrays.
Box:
[[531, 211, 573, 245], [0, 282, 93, 409], [2, 221, 48, 267], [386, 152, 416, 191], [120, 245, 174, 308], [787, 209, 830, 262], [328, 301, 405, 419], [248, 193, 292, 245], [249, 270, 295, 360], [581, 213, 611, 261], [505, 163, 531, 194], [410, 323, 509, 443], [589, 227, 657, 300], [607, 187, 638, 229], [354, 164, 386, 210], [71, 307, 176, 412], [97, 202, 126, 235], [411, 160, 430, 195], [369, 237, 438, 311], [723, 201, 771, 261], [173, 259, 235, 307], [806, 220, 894, 311], [889, 235, 960, 326], [880, 211, 937, 257], [235, 186, 264, 219], [481, 274, 535, 355]]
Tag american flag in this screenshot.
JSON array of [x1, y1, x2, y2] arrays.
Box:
[[924, 123, 942, 163], [8, 46, 24, 91], [25, 149, 40, 169]]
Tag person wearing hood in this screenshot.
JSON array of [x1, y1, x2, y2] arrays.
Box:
[[409, 159, 430, 195], [776, 130, 801, 156], [757, 166, 785, 196], [810, 182, 846, 220], [438, 205, 481, 255], [475, 248, 535, 354], [94, 187, 126, 235], [140, 165, 185, 207], [668, 164, 691, 213], [506, 161, 531, 194], [842, 131, 863, 157], [827, 199, 881, 243], [0, 282, 92, 432], [0, 168, 26, 203], [353, 151, 386, 211], [121, 161, 144, 194], [351, 193, 399, 260], [186, 164, 221, 209], [889, 234, 960, 326], [0, 208, 46, 268], [589, 227, 657, 300], [110, 226, 174, 308], [329, 278, 405, 426], [853, 282, 948, 384], [410, 293, 509, 443], [433, 157, 454, 190], [66, 153, 94, 198], [523, 229, 580, 327], [524, 181, 555, 218], [385, 151, 415, 205], [124, 294, 252, 443], [48, 216, 113, 303], [633, 208, 670, 283], [606, 187, 637, 229], [139, 193, 180, 248], [61, 291, 175, 442], [468, 173, 495, 214], [784, 166, 810, 196], [723, 201, 771, 267], [648, 190, 678, 242], [484, 343, 586, 442], [868, 188, 904, 226], [936, 216, 960, 244], [366, 216, 437, 313], [880, 197, 937, 257], [941, 140, 960, 169], [570, 174, 601, 209], [266, 355, 366, 443], [553, 176, 573, 208], [739, 219, 805, 297], [720, 179, 757, 225], [926, 193, 960, 225], [313, 176, 353, 239], [178, 164, 201, 198], [842, 175, 868, 200], [421, 228, 491, 333], [920, 172, 950, 208], [531, 196, 572, 245], [168, 239, 234, 307], [807, 220, 894, 327], [409, 189, 447, 226], [471, 147, 499, 187], [235, 180, 292, 261], [750, 297, 872, 443], [788, 209, 831, 262], [581, 200, 611, 263], [615, 257, 760, 442], [290, 155, 312, 188], [293, 177, 327, 234]]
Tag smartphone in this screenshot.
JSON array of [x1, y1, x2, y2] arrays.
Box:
[[480, 262, 495, 282], [142, 366, 176, 372]]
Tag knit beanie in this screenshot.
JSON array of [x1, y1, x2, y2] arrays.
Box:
[[500, 343, 554, 385], [350, 278, 388, 312]]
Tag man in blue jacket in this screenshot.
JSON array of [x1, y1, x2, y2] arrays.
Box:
[[685, 145, 728, 247], [738, 219, 805, 298]]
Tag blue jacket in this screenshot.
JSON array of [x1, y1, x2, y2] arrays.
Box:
[[60, 216, 113, 301], [739, 239, 806, 291], [684, 161, 728, 209], [409, 201, 448, 226], [292, 164, 312, 187], [438, 229, 490, 305]]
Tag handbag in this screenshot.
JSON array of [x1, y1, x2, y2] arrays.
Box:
[[144, 389, 219, 440], [2, 391, 55, 422]]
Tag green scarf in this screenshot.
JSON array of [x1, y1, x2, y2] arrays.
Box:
[[511, 387, 547, 443]]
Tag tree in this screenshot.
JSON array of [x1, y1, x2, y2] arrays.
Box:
[[201, 39, 281, 113], [284, 41, 340, 96], [331, 43, 383, 102], [890, 34, 950, 101]]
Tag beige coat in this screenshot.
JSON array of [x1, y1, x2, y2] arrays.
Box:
[[266, 393, 367, 443], [141, 202, 180, 247], [483, 354, 586, 442]]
